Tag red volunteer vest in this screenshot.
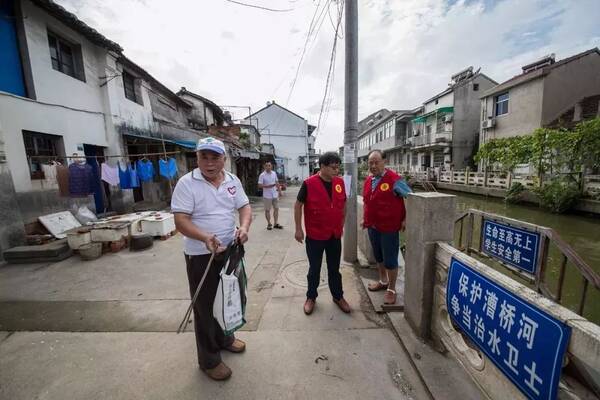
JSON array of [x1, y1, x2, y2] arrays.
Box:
[[304, 174, 346, 240], [363, 169, 406, 233]]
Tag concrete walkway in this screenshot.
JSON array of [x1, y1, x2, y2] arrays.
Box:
[[0, 187, 436, 399]]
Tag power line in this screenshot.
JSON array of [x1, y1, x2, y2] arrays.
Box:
[[315, 0, 343, 136], [285, 0, 332, 106], [224, 0, 294, 12]]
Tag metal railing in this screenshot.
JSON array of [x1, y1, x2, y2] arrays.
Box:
[[455, 209, 600, 317], [408, 132, 452, 147]]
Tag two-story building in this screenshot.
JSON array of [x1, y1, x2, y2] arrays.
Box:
[[0, 0, 227, 255], [356, 108, 415, 169], [244, 101, 315, 181], [479, 48, 600, 146]]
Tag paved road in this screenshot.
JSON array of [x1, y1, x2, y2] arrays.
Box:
[[0, 187, 431, 399]]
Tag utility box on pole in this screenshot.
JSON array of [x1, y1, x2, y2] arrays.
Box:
[[342, 0, 358, 263]]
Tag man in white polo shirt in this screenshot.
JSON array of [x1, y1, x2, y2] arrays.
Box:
[[171, 137, 252, 381], [258, 161, 282, 230]]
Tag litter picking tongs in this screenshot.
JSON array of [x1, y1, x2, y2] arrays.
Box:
[[177, 251, 216, 334]]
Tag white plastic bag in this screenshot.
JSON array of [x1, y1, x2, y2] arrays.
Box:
[[213, 268, 244, 335], [74, 206, 98, 225]]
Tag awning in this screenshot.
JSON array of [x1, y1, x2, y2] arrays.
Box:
[[412, 106, 454, 123], [172, 140, 196, 150], [123, 133, 197, 150]]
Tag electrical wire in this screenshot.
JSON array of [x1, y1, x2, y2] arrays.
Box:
[[285, 0, 331, 106], [224, 0, 294, 12], [315, 0, 343, 137]]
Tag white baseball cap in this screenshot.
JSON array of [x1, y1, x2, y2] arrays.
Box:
[[196, 137, 225, 154]]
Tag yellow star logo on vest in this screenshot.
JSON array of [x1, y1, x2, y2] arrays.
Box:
[[380, 183, 390, 191], [335, 184, 343, 193]]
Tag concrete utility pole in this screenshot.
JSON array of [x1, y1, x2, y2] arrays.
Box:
[[342, 0, 358, 263]]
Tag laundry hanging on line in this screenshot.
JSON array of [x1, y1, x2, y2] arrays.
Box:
[[68, 162, 94, 197], [129, 163, 140, 188], [136, 159, 155, 182], [101, 162, 120, 186], [159, 157, 178, 179]]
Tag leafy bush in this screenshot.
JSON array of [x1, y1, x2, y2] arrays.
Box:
[[505, 182, 525, 204], [534, 180, 581, 213]]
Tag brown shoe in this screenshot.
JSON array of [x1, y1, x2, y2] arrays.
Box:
[[203, 362, 232, 381], [224, 338, 246, 353], [304, 298, 315, 315], [333, 297, 351, 313], [383, 289, 397, 305]]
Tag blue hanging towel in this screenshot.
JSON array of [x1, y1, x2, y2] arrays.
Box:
[[159, 157, 178, 179], [118, 161, 132, 189], [136, 159, 155, 182], [129, 163, 140, 188]]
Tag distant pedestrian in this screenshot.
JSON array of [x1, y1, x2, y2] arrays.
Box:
[[362, 150, 410, 305], [294, 152, 351, 315], [258, 161, 282, 230], [171, 137, 252, 381]]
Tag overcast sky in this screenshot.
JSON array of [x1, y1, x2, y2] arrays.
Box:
[[57, 0, 599, 151]]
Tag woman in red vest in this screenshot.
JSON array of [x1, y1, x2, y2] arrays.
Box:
[[362, 150, 410, 305], [294, 152, 351, 315]]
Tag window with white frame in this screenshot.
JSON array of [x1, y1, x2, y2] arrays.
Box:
[[495, 92, 509, 116]]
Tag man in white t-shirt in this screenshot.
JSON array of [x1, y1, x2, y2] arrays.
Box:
[[171, 137, 252, 381], [258, 161, 282, 230]]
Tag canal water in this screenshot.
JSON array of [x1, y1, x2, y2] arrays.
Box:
[[441, 190, 600, 324]]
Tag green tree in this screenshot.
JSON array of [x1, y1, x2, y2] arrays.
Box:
[[474, 117, 600, 212]]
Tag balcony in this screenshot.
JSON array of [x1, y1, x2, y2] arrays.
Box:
[[408, 132, 452, 148]]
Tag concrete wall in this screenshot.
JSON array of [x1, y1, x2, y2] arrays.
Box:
[[0, 164, 26, 256], [432, 243, 600, 400], [541, 52, 600, 125], [435, 181, 600, 215], [403, 193, 600, 399], [178, 94, 216, 128], [452, 75, 497, 169], [0, 92, 108, 193], [481, 78, 544, 141], [107, 58, 154, 132], [20, 0, 107, 113], [424, 92, 453, 114], [251, 104, 309, 180], [356, 196, 375, 264]]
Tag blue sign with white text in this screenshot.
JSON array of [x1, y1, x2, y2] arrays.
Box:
[[447, 258, 570, 400], [481, 219, 540, 275]]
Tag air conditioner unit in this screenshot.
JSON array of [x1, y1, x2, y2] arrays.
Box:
[[482, 119, 496, 129], [444, 114, 453, 123]]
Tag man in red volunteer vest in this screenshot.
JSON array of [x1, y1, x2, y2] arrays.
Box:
[[294, 152, 351, 315], [362, 150, 410, 305]]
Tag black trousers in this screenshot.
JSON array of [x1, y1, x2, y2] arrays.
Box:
[[184, 253, 234, 370], [305, 236, 343, 300]]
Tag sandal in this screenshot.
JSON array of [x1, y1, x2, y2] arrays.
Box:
[[368, 280, 389, 292], [383, 289, 397, 305], [267, 224, 272, 230]]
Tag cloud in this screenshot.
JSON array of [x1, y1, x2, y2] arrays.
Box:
[[221, 31, 235, 40], [55, 0, 600, 152]]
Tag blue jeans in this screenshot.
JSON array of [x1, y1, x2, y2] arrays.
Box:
[[305, 237, 343, 300]]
